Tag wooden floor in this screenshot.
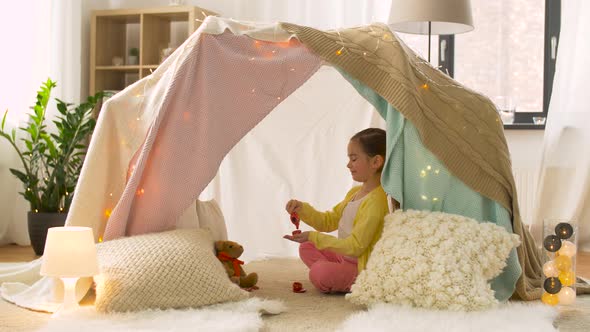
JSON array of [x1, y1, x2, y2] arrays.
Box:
[[1, 244, 589, 278]]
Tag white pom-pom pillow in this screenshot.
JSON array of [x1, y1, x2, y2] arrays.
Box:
[[94, 228, 248, 313], [347, 210, 520, 311]]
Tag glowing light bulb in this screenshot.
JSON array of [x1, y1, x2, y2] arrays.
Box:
[[541, 292, 558, 306], [421, 83, 429, 90], [335, 48, 343, 56], [555, 255, 572, 272], [558, 287, 576, 305], [420, 170, 426, 178], [557, 240, 577, 257], [543, 261, 559, 277], [34, 209, 38, 213], [421, 195, 427, 200], [558, 270, 575, 287], [427, 165, 432, 170], [105, 209, 112, 218]]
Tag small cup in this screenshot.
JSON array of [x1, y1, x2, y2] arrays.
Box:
[[494, 96, 516, 124], [532, 116, 546, 125]]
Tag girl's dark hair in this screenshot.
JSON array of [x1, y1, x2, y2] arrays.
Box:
[[351, 128, 386, 158]]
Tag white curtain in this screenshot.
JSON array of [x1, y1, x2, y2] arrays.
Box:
[[49, 0, 83, 108], [531, 0, 590, 251], [0, 0, 83, 245]]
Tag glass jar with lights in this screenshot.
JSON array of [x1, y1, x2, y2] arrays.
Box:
[[541, 219, 577, 306]]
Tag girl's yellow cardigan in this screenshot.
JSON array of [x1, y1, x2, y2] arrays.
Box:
[[300, 186, 389, 272]]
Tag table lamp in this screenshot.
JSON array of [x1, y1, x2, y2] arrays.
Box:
[[40, 227, 99, 316], [388, 0, 474, 62]]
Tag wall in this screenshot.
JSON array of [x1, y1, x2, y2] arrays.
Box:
[[505, 130, 544, 168]]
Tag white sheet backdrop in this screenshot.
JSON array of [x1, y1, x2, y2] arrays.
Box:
[[531, 0, 590, 250], [199, 66, 385, 261]]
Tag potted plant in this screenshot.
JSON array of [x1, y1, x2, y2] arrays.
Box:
[[128, 47, 139, 65], [0, 79, 106, 255]]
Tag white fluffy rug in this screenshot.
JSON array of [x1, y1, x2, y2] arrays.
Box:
[[38, 298, 285, 332], [338, 302, 558, 332]]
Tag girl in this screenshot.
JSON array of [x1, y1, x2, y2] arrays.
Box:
[[284, 128, 390, 293]]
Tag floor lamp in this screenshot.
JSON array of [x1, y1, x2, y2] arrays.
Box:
[[388, 0, 474, 63]]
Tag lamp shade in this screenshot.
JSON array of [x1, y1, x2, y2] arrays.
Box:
[[40, 227, 99, 278], [388, 0, 474, 35]]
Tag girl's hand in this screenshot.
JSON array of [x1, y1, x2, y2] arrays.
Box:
[[283, 231, 310, 243], [285, 199, 303, 214]]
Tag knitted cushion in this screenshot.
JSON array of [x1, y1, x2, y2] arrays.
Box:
[[94, 228, 248, 313], [196, 199, 228, 242], [347, 210, 520, 311]]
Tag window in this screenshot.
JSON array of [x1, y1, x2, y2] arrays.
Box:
[[435, 0, 560, 127]]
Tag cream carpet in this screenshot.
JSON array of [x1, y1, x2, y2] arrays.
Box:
[[1, 258, 589, 331]]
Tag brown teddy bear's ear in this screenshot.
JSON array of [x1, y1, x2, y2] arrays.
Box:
[[214, 241, 225, 252]]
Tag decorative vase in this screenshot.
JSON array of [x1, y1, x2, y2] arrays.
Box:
[[541, 219, 577, 306], [27, 212, 68, 256]]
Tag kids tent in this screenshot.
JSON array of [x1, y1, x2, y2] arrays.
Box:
[[2, 16, 583, 311]]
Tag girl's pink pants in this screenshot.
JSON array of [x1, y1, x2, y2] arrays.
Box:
[[299, 241, 358, 293]]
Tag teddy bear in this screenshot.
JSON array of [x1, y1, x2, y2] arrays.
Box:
[[215, 240, 258, 289]]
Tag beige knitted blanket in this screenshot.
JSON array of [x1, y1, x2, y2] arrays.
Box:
[[280, 22, 589, 300]]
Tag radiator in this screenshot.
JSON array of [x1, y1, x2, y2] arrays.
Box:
[[512, 168, 539, 225]]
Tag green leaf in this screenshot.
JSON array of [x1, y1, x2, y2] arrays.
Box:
[[56, 100, 67, 115], [9, 168, 29, 183], [1, 110, 7, 131], [0, 131, 10, 142], [40, 133, 58, 159], [24, 139, 33, 151]]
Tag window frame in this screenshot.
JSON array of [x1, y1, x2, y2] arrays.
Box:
[[438, 0, 561, 129]]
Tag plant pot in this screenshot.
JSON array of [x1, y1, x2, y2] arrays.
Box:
[[127, 55, 138, 65], [27, 212, 68, 256]]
